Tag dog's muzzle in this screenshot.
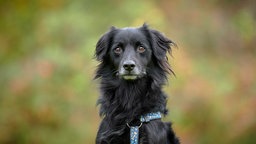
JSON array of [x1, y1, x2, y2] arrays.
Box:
[[119, 60, 141, 80]]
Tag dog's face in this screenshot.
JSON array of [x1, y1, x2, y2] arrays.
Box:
[[95, 24, 174, 81], [109, 28, 152, 80]]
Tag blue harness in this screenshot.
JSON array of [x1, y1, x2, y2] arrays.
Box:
[[126, 112, 162, 144]]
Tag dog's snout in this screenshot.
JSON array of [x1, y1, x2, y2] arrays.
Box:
[[123, 60, 135, 71]]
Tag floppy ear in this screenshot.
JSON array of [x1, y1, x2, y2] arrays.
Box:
[[150, 29, 176, 60], [95, 26, 116, 61], [141, 24, 175, 60], [142, 24, 176, 75]]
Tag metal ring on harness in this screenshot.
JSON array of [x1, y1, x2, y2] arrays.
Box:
[[126, 122, 143, 128]]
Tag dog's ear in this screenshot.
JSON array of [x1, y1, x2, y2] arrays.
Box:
[[95, 27, 116, 61], [150, 29, 176, 60], [142, 25, 176, 75], [141, 24, 176, 59]]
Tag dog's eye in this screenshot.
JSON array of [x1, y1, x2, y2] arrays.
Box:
[[114, 47, 122, 54], [137, 46, 145, 53]]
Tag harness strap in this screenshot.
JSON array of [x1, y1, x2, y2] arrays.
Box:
[[130, 126, 139, 144], [127, 112, 162, 144]]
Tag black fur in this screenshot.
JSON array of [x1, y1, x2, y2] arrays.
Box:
[[95, 24, 180, 144]]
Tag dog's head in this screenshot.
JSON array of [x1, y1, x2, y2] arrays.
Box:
[[95, 24, 175, 81]]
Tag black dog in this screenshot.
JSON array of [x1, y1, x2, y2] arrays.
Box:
[[95, 24, 180, 144]]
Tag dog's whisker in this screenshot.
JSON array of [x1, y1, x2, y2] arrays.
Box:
[[112, 70, 119, 76]]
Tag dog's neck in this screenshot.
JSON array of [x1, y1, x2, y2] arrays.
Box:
[[98, 77, 167, 123]]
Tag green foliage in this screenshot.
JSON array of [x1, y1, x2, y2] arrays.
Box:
[[0, 0, 255, 143]]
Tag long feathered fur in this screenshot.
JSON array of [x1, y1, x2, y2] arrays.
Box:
[[95, 24, 179, 144]]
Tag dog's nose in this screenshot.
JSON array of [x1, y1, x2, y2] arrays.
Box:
[[123, 60, 135, 71]]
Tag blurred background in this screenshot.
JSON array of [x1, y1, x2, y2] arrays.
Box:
[[0, 0, 255, 143]]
